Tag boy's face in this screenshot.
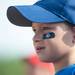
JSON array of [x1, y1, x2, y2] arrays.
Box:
[[32, 22, 73, 63]]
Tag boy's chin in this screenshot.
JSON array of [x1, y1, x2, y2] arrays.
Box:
[[38, 57, 52, 63], [38, 56, 60, 63]]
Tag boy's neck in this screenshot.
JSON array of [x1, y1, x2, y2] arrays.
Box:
[[54, 55, 69, 72], [54, 49, 75, 72]]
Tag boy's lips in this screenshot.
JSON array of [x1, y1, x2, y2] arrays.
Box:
[[35, 46, 45, 53]]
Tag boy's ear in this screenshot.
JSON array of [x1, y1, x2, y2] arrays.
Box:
[[72, 27, 75, 32], [71, 27, 75, 43]]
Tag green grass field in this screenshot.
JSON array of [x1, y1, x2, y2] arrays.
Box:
[[0, 59, 27, 75]]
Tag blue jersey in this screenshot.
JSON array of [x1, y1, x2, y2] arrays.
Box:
[[55, 65, 75, 75]]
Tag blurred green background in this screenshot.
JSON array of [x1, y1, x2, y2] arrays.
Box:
[[0, 59, 27, 75]]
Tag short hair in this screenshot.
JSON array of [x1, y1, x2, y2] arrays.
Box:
[[64, 21, 75, 27]]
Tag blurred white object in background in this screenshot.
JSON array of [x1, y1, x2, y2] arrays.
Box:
[[0, 0, 38, 59]]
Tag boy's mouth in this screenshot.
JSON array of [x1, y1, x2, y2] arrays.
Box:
[[35, 46, 45, 53]]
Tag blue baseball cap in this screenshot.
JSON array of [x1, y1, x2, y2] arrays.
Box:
[[7, 0, 75, 27]]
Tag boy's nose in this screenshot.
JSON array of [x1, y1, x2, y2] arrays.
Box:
[[33, 34, 42, 43]]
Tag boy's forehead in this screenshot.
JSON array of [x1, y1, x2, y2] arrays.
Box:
[[32, 23, 55, 28], [32, 22, 65, 28]]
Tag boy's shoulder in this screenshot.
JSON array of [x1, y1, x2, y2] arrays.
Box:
[[55, 64, 75, 75]]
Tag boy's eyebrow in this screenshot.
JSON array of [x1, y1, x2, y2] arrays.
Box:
[[32, 26, 55, 32], [42, 27, 55, 30]]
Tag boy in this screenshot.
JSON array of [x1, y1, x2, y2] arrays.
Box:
[[7, 0, 75, 75]]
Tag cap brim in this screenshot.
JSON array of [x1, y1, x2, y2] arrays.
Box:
[[7, 5, 64, 27]]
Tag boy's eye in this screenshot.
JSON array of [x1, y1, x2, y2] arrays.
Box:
[[42, 32, 55, 39], [33, 29, 36, 32]]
